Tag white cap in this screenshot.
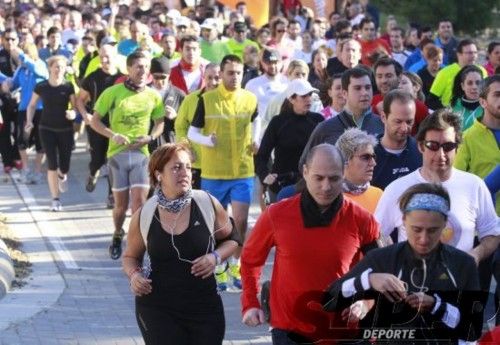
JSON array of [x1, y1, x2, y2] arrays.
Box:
[[166, 9, 181, 19], [200, 18, 218, 31], [285, 79, 319, 99], [175, 16, 191, 27]]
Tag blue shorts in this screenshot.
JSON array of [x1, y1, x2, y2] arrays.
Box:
[[201, 177, 254, 208]]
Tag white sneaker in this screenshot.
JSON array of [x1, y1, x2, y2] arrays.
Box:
[[17, 170, 30, 184], [58, 175, 68, 193], [31, 172, 43, 184], [51, 199, 62, 212]]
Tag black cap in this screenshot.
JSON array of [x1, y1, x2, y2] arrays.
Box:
[[234, 21, 247, 32], [150, 56, 171, 74], [262, 48, 281, 62]]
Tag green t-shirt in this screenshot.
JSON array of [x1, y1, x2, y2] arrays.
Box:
[[94, 84, 165, 157], [200, 40, 231, 63], [430, 63, 487, 106], [225, 38, 259, 60]]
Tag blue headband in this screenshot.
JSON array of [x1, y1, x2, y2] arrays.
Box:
[[404, 193, 449, 217]]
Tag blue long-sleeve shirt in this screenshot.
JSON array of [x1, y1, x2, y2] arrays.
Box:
[[11, 53, 48, 111]]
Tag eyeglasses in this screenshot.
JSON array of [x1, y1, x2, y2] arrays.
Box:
[[355, 153, 377, 161], [423, 141, 458, 152], [153, 74, 168, 80]]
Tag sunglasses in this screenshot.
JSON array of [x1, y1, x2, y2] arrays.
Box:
[[153, 74, 168, 80], [423, 141, 458, 152], [5, 37, 17, 41], [356, 153, 376, 161], [276, 29, 286, 33]]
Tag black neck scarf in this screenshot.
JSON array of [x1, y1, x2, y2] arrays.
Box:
[[300, 189, 343, 228]]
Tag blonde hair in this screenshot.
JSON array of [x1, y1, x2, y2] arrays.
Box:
[[22, 43, 39, 60], [286, 60, 309, 77], [46, 55, 68, 68]]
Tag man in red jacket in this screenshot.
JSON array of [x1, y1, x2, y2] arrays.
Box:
[[241, 143, 381, 344], [169, 35, 207, 94]]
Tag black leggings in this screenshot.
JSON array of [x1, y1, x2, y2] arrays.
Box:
[[39, 128, 74, 173], [135, 303, 225, 345], [85, 125, 108, 176]]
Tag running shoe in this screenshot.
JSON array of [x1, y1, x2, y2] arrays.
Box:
[[215, 264, 229, 292], [17, 170, 30, 184], [31, 172, 43, 184], [229, 261, 242, 290], [85, 171, 100, 192], [14, 160, 22, 170], [109, 228, 125, 260], [51, 199, 62, 212], [58, 174, 68, 193]]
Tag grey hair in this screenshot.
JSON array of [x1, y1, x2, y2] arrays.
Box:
[[335, 128, 378, 161]]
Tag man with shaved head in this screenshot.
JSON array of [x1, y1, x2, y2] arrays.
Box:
[[241, 143, 381, 344]]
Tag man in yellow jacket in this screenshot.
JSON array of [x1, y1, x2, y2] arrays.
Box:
[[188, 54, 259, 291]]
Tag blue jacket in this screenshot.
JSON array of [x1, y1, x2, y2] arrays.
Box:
[[11, 53, 48, 111], [372, 135, 422, 190], [38, 46, 73, 63]]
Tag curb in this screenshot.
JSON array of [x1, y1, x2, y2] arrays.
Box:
[[0, 238, 14, 300], [0, 174, 65, 331]]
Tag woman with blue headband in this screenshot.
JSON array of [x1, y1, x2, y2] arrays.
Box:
[[323, 183, 484, 344]]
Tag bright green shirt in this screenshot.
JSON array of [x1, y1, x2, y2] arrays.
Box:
[[200, 40, 231, 63], [224, 38, 259, 60], [175, 89, 203, 169], [430, 63, 487, 106], [454, 117, 500, 215], [94, 84, 165, 158]]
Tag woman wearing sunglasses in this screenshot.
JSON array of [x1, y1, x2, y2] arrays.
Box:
[[335, 128, 382, 214], [323, 183, 485, 344], [374, 109, 499, 291]]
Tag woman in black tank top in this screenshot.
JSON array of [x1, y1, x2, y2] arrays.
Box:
[[122, 143, 239, 345]]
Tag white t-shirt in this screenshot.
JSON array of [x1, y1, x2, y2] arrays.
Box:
[[374, 168, 499, 252], [292, 49, 312, 64], [245, 74, 288, 119]]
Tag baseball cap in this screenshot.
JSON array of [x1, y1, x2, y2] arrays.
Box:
[[234, 21, 247, 32], [100, 36, 117, 47], [285, 79, 319, 98], [150, 56, 171, 74], [261, 48, 281, 63], [166, 9, 181, 19], [175, 16, 190, 28], [200, 18, 218, 31]]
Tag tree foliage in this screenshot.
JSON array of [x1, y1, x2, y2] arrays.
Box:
[[371, 0, 499, 35]]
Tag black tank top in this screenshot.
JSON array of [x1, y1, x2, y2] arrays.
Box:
[[136, 200, 221, 313]]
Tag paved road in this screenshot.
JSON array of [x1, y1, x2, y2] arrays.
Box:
[[0, 141, 273, 345]]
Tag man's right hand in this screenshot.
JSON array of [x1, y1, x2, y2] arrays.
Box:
[[242, 308, 266, 327], [111, 133, 130, 145], [369, 273, 407, 303]]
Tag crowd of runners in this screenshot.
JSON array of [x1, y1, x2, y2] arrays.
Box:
[[0, 0, 499, 344]]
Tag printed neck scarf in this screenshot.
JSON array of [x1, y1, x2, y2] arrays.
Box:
[[155, 187, 193, 213]]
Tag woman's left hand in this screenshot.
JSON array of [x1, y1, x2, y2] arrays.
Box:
[[191, 253, 217, 279], [405, 292, 435, 312]]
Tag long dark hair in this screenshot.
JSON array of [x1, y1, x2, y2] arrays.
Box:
[[451, 65, 483, 105]]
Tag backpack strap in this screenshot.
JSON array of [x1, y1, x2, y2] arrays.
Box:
[[139, 195, 159, 247], [192, 189, 216, 235]]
